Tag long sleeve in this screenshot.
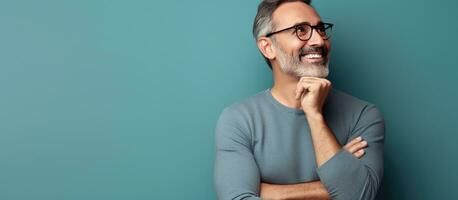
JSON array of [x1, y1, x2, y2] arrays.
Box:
[[317, 104, 385, 200], [214, 108, 262, 200]]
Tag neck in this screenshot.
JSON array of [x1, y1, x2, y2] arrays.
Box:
[[270, 66, 302, 110]]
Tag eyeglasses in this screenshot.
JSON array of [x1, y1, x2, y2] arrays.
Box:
[[265, 22, 334, 41]]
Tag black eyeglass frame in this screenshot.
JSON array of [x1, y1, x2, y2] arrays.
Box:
[[265, 22, 334, 41]]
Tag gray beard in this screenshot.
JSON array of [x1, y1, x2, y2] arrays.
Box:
[[276, 45, 330, 78]]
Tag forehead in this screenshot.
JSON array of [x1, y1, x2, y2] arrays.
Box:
[[272, 2, 321, 28]]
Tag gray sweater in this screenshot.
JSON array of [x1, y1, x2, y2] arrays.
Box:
[[214, 88, 385, 200]]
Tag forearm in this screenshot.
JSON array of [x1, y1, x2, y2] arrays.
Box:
[[261, 181, 331, 200], [306, 113, 342, 167], [310, 105, 385, 200]]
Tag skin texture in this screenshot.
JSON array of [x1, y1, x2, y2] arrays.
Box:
[[255, 2, 368, 200]]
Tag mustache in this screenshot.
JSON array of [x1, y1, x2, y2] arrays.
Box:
[[298, 46, 328, 57]]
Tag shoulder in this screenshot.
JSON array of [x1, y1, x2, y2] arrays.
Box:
[[327, 88, 381, 113], [215, 90, 269, 147], [219, 89, 268, 119], [327, 88, 370, 108], [327, 88, 384, 131], [216, 89, 269, 132]]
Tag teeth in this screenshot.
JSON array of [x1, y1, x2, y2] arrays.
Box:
[[304, 54, 322, 59]]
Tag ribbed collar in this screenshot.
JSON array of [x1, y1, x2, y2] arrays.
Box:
[[264, 88, 305, 115]]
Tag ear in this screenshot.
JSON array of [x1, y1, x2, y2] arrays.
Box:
[[257, 37, 276, 60]]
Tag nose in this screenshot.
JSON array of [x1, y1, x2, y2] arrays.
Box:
[[307, 28, 325, 46]]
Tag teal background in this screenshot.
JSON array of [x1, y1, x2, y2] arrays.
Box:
[[1, 0, 457, 199]]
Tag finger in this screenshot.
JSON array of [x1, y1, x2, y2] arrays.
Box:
[[296, 81, 312, 99], [300, 76, 322, 81], [353, 149, 365, 158], [319, 79, 332, 90], [324, 79, 332, 87], [344, 136, 362, 149], [296, 77, 321, 99], [300, 77, 330, 85], [303, 77, 330, 88], [347, 140, 368, 153], [345, 140, 366, 153], [303, 80, 322, 93], [298, 85, 311, 99], [348, 141, 368, 153]]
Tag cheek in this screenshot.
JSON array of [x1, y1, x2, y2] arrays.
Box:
[[292, 40, 305, 50], [290, 42, 304, 55], [325, 41, 332, 52]]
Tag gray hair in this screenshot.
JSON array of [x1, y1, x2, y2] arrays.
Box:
[[252, 0, 312, 69]]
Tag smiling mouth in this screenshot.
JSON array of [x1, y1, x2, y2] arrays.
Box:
[[301, 52, 326, 62], [298, 46, 328, 63], [303, 53, 323, 59]]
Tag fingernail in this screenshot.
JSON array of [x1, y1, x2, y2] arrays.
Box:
[[357, 136, 362, 140]]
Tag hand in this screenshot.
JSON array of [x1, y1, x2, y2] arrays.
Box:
[[295, 77, 332, 116], [344, 136, 368, 159]]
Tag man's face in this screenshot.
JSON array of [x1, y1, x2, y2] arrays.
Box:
[[271, 2, 331, 78]]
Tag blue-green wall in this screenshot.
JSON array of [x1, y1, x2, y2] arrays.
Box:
[[1, 0, 457, 199]]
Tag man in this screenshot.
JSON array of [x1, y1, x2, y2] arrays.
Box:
[[214, 0, 384, 199]]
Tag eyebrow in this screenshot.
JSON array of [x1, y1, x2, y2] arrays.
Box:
[[289, 20, 323, 27]]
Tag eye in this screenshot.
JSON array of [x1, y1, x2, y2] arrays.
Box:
[[296, 25, 307, 33], [316, 24, 326, 32]]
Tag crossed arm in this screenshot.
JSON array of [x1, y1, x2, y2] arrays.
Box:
[[214, 105, 384, 200], [259, 116, 369, 200], [215, 79, 385, 200]]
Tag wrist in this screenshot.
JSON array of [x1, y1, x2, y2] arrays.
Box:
[[305, 112, 324, 122]]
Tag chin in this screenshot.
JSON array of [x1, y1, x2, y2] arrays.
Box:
[[295, 63, 329, 78]]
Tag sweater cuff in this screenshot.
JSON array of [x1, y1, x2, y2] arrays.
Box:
[[316, 149, 362, 191]]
